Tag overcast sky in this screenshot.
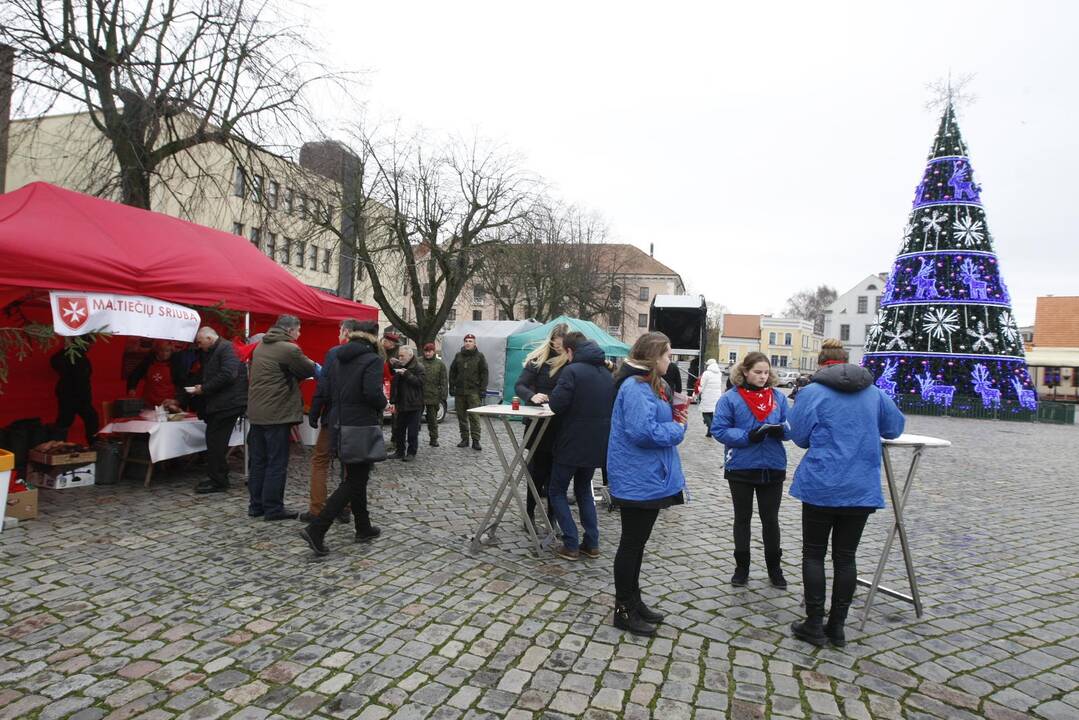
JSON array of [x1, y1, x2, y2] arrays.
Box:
[[311, 1, 1077, 325]]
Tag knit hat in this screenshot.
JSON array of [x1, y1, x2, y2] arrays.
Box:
[[423, 342, 436, 352]]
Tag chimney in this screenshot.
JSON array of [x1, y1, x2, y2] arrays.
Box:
[[649, 242, 654, 258], [0, 44, 14, 194]]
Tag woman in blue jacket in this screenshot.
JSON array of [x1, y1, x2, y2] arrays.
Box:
[[711, 352, 790, 588], [608, 332, 687, 637], [788, 339, 905, 647]]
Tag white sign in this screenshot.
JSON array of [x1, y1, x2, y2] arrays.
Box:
[[49, 291, 200, 342]]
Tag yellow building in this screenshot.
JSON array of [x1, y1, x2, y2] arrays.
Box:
[[717, 314, 761, 368], [759, 316, 823, 371]]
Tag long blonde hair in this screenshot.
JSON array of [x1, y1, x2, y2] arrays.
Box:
[[523, 323, 569, 373], [627, 331, 671, 398]]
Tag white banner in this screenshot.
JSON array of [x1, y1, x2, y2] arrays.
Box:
[[49, 291, 200, 341]]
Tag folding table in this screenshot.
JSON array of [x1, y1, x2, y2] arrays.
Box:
[[858, 433, 951, 628], [467, 404, 555, 556]]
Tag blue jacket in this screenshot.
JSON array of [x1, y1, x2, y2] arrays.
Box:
[[548, 340, 615, 467], [710, 387, 790, 471], [607, 377, 686, 501], [789, 364, 906, 508]]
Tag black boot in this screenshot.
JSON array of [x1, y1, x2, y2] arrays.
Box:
[[791, 615, 828, 646], [731, 551, 750, 586], [766, 551, 787, 589], [633, 592, 665, 625], [299, 526, 329, 556], [457, 439, 470, 448], [613, 602, 656, 637], [825, 608, 848, 647]]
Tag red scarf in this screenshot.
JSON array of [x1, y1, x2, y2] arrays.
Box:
[[737, 386, 775, 422], [820, 360, 844, 367]]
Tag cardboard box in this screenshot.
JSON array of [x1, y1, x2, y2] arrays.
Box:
[[5, 488, 38, 520], [28, 463, 95, 490], [29, 449, 98, 466]]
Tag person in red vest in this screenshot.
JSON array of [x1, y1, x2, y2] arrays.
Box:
[[127, 341, 182, 409]]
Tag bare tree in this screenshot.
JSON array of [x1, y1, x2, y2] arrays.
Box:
[[1, 0, 340, 210], [783, 285, 837, 333]]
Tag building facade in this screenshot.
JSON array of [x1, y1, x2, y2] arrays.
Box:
[[822, 273, 888, 364], [759, 316, 823, 371], [717, 314, 762, 368], [1026, 296, 1079, 402]]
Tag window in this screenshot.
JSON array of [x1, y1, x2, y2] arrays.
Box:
[[232, 166, 245, 198], [769, 332, 776, 345], [784, 333, 792, 346], [232, 222, 244, 237], [840, 324, 850, 341], [728, 352, 737, 363], [609, 284, 622, 305], [638, 313, 648, 328], [472, 310, 483, 321], [498, 309, 508, 321], [280, 237, 291, 265], [607, 313, 620, 329], [298, 194, 308, 218], [325, 204, 335, 225], [449, 309, 457, 321], [472, 285, 486, 303], [249, 226, 261, 249], [265, 233, 276, 258], [422, 283, 430, 298], [308, 244, 318, 270], [875, 295, 882, 311], [294, 241, 306, 266], [857, 296, 868, 314], [498, 283, 509, 296], [802, 335, 809, 349], [321, 248, 331, 274], [639, 286, 650, 302], [779, 356, 788, 367], [250, 174, 263, 203], [267, 180, 279, 209], [770, 355, 779, 366], [866, 284, 878, 291], [285, 187, 294, 213]]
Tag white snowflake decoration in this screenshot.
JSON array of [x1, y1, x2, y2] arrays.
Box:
[[966, 320, 998, 352], [902, 221, 916, 244], [952, 210, 985, 247], [922, 308, 959, 342], [998, 311, 1019, 344], [921, 209, 948, 237], [883, 322, 913, 350], [866, 310, 886, 345]]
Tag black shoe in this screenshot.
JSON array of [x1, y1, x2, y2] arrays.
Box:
[[430, 439, 439, 447], [825, 616, 847, 647], [730, 566, 749, 586], [457, 440, 470, 448], [613, 603, 657, 637], [791, 618, 829, 647], [402, 455, 415, 463], [336, 511, 351, 525], [248, 509, 264, 518], [471, 440, 481, 451], [355, 526, 382, 543], [299, 527, 329, 556], [264, 510, 300, 521], [768, 565, 788, 589], [195, 481, 227, 494], [299, 511, 318, 523], [705, 432, 712, 438], [392, 453, 405, 461], [634, 593, 665, 625]]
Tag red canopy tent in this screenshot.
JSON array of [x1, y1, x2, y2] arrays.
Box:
[[0, 182, 378, 431]]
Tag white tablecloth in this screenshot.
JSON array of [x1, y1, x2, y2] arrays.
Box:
[[99, 418, 245, 462]]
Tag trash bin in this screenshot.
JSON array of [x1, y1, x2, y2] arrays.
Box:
[[0, 449, 12, 533], [93, 440, 123, 485]]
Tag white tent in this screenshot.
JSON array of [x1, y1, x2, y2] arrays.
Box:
[[442, 319, 541, 400]]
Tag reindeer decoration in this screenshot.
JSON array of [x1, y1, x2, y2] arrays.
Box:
[[917, 371, 956, 407], [913, 258, 940, 300], [949, 160, 979, 202], [1011, 377, 1037, 411], [959, 258, 989, 300], [971, 364, 1001, 408], [875, 360, 898, 399]]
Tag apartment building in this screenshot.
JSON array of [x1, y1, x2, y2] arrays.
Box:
[[822, 273, 888, 364], [759, 316, 823, 371]]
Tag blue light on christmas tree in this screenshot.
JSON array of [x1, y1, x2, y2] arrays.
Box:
[[863, 103, 1036, 414]]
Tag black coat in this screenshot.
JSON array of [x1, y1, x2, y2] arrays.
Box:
[[200, 339, 247, 416], [548, 341, 615, 468], [51, 347, 92, 399], [390, 356, 426, 411], [515, 359, 564, 453], [663, 362, 683, 394], [310, 337, 386, 447]]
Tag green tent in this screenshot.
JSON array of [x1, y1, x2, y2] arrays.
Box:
[[503, 316, 631, 401]]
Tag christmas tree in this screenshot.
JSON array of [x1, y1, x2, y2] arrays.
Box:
[[863, 103, 1037, 414]]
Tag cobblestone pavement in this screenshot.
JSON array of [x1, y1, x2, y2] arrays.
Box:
[[2, 413, 1077, 719]]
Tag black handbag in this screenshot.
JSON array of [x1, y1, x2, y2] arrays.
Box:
[[337, 424, 387, 464]]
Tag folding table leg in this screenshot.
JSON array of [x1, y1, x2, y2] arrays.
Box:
[[469, 416, 517, 552]]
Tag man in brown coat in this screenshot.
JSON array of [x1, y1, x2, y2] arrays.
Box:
[[247, 315, 316, 520]]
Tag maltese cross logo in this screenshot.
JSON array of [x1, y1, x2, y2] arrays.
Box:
[[57, 296, 90, 331]]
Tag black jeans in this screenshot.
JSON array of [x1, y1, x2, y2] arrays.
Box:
[[525, 447, 553, 521], [204, 411, 241, 487], [392, 409, 421, 456], [614, 506, 660, 603], [702, 412, 713, 436], [801, 504, 871, 619], [248, 423, 291, 517], [56, 393, 99, 443], [311, 462, 372, 536], [728, 480, 783, 565]]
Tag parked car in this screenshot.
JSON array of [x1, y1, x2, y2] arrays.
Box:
[[775, 367, 800, 387]]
